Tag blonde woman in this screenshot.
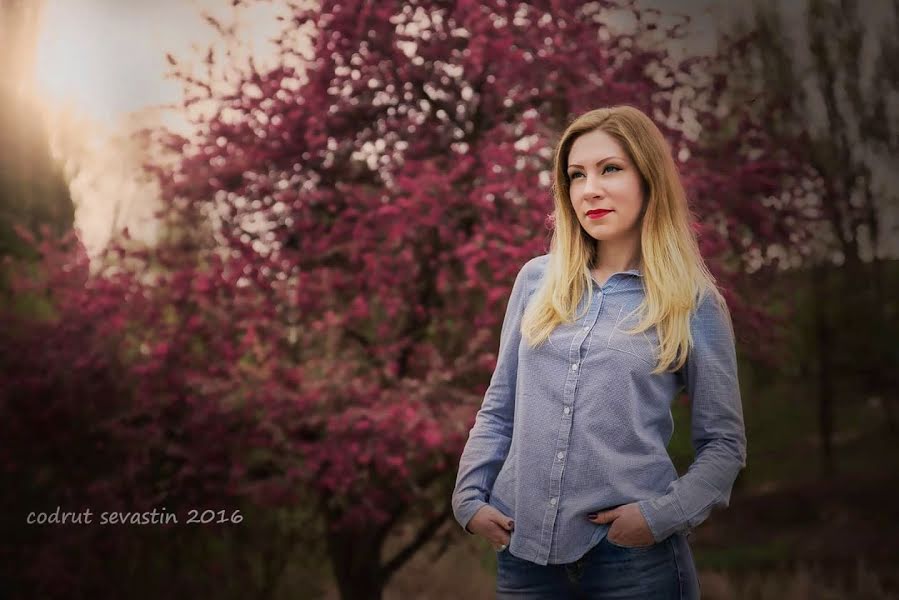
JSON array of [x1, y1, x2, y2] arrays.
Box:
[[452, 105, 746, 599]]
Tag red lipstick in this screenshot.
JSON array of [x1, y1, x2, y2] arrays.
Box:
[[587, 209, 613, 219]]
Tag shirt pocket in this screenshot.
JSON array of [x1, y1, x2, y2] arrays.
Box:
[[549, 300, 594, 353], [548, 318, 585, 353], [605, 304, 659, 366]]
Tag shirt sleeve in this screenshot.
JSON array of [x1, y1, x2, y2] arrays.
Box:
[[451, 259, 533, 534], [636, 291, 748, 542]]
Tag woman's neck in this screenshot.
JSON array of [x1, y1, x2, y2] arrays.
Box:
[[593, 243, 641, 274]]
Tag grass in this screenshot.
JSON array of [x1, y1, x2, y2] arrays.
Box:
[[316, 525, 898, 600], [699, 560, 898, 599]]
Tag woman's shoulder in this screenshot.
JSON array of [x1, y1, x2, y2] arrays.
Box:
[[521, 253, 551, 275], [689, 286, 734, 337], [516, 253, 551, 289]]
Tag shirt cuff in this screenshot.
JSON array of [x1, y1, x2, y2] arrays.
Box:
[[637, 496, 688, 543], [454, 498, 487, 535]]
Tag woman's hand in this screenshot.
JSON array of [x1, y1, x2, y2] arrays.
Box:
[[587, 502, 655, 547], [467, 505, 514, 551]]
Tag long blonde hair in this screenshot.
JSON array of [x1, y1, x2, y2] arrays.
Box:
[[521, 105, 729, 375]]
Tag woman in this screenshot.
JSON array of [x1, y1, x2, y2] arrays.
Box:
[[451, 105, 747, 599]]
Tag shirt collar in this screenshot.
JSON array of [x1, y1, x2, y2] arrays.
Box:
[[590, 268, 644, 293]]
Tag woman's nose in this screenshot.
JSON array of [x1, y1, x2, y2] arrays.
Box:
[[582, 173, 603, 196]]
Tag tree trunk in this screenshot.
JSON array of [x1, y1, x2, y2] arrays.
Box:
[[812, 263, 835, 478], [868, 255, 898, 435], [325, 526, 387, 600]]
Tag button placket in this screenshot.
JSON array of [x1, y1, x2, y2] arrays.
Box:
[[540, 279, 606, 564]]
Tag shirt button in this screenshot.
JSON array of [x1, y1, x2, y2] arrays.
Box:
[[564, 407, 571, 415], [571, 363, 578, 371], [583, 326, 589, 331], [557, 451, 564, 459], [550, 497, 557, 506]]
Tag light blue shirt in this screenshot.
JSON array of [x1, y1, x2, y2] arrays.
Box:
[[451, 253, 747, 565]]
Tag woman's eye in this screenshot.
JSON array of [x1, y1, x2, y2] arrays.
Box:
[[569, 166, 620, 180]]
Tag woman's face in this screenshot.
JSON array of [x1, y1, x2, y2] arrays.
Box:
[[566, 129, 646, 247]]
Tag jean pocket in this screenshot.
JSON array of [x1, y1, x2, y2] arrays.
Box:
[[604, 533, 658, 552]]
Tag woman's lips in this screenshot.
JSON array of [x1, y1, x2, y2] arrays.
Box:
[[587, 209, 613, 220]]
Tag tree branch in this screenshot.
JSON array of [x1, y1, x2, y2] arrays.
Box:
[[380, 503, 454, 581]]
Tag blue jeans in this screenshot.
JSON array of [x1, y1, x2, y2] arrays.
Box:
[[496, 531, 701, 599]]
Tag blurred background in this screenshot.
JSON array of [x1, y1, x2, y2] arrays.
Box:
[[1, 0, 897, 598]]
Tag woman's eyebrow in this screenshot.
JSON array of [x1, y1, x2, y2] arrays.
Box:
[[567, 156, 623, 169]]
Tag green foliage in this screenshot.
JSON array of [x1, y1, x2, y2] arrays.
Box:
[[0, 89, 75, 264], [694, 538, 794, 571]]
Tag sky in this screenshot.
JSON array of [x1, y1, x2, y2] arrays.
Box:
[[34, 0, 284, 128], [33, 0, 287, 255]]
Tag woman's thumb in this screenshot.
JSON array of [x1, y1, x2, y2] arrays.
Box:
[[495, 515, 514, 531]]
